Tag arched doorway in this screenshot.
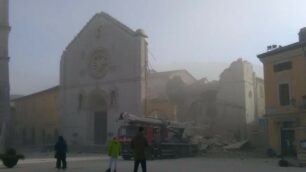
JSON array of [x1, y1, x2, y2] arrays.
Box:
[[87, 89, 108, 144]]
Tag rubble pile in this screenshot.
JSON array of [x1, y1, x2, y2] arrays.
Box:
[[196, 135, 264, 158], [197, 135, 236, 151]]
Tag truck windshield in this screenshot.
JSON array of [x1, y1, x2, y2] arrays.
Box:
[[119, 126, 138, 137]]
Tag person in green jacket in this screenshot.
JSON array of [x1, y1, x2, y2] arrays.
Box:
[[106, 137, 121, 172]]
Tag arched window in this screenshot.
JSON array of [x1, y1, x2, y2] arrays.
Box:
[[78, 94, 83, 111], [31, 128, 36, 146], [22, 128, 27, 145], [42, 129, 46, 146]]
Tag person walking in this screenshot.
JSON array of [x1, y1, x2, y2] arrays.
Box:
[[55, 136, 68, 170], [106, 137, 122, 172], [131, 127, 148, 172]]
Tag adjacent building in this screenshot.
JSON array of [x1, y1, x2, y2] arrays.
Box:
[[147, 69, 197, 121], [147, 69, 196, 100], [11, 87, 59, 148], [215, 59, 265, 141], [160, 59, 266, 143], [258, 28, 306, 157]]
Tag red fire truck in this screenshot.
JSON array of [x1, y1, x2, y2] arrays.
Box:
[[117, 112, 198, 160]]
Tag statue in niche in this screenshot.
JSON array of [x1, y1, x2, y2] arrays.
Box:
[[78, 94, 83, 111], [109, 89, 118, 109]]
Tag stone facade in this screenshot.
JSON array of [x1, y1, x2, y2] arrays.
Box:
[[217, 59, 256, 124], [147, 70, 197, 121], [180, 59, 265, 142], [254, 78, 265, 119], [184, 80, 219, 136], [0, 0, 10, 148], [59, 12, 148, 146], [216, 58, 265, 140], [147, 70, 197, 100]]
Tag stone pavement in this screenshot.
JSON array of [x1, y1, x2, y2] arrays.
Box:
[[0, 157, 306, 172], [19, 156, 108, 165]]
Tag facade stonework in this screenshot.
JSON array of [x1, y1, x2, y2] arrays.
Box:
[[216, 59, 265, 140], [59, 12, 148, 146], [180, 59, 266, 142], [147, 70, 197, 100]]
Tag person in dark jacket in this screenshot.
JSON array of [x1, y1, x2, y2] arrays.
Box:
[[55, 136, 68, 170], [131, 127, 148, 172]]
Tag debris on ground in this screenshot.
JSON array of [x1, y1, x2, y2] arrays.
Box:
[[223, 140, 249, 150], [194, 135, 265, 158]]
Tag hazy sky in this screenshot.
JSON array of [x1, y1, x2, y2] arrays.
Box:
[[9, 0, 306, 95]]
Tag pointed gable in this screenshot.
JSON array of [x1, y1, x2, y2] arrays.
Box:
[[65, 12, 138, 51]]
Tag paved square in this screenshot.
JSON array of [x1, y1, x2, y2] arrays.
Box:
[[0, 157, 305, 172]]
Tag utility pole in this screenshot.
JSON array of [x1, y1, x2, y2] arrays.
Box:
[[0, 0, 11, 150]]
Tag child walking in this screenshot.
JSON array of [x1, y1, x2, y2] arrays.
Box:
[[106, 137, 121, 172]]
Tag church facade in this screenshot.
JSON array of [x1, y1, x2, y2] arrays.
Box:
[[59, 12, 148, 146], [10, 10, 181, 148]]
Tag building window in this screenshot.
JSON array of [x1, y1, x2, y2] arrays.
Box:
[[78, 94, 83, 111], [279, 83, 290, 106], [22, 128, 27, 145], [248, 91, 253, 98], [303, 95, 306, 106], [42, 129, 46, 146], [31, 128, 36, 146], [274, 61, 292, 72], [260, 86, 264, 98]]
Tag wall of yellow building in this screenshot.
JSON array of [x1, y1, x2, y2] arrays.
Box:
[[12, 86, 60, 148], [297, 114, 306, 144], [295, 118, 306, 161], [261, 47, 306, 155], [263, 49, 306, 114], [267, 120, 281, 153]]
